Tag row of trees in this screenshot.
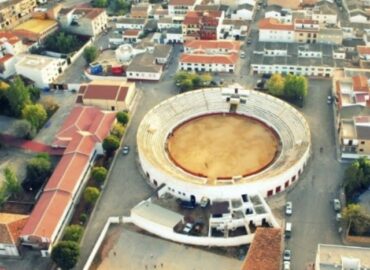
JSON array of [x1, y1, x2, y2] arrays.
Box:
[[174, 71, 213, 92], [343, 157, 370, 201], [267, 73, 308, 105], [102, 111, 129, 156]]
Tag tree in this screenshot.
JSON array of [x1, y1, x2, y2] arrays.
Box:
[[6, 77, 30, 117], [180, 78, 193, 92], [22, 104, 47, 130], [28, 87, 40, 103], [102, 135, 120, 155], [200, 73, 212, 86], [91, 166, 108, 185], [13, 119, 36, 139], [174, 71, 189, 83], [342, 204, 370, 235], [116, 111, 129, 125], [84, 187, 100, 205], [44, 32, 82, 54], [92, 0, 108, 7], [267, 73, 285, 97], [63, 225, 84, 242], [51, 241, 80, 270], [283, 74, 308, 101], [40, 96, 59, 117], [3, 167, 21, 197], [116, 0, 130, 11], [111, 123, 125, 138], [26, 154, 52, 189], [83, 46, 99, 64]]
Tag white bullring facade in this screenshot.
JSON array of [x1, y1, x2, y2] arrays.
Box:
[[137, 86, 311, 202]]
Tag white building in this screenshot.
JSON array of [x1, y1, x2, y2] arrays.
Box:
[[184, 40, 241, 54], [179, 53, 238, 73], [163, 28, 184, 44], [312, 1, 338, 25], [258, 18, 294, 42], [315, 244, 370, 270], [220, 19, 248, 40], [265, 5, 293, 23], [115, 18, 146, 30], [15, 54, 65, 88], [126, 53, 163, 81], [168, 0, 200, 19], [231, 3, 255, 21], [0, 32, 26, 79], [349, 11, 369, 23]]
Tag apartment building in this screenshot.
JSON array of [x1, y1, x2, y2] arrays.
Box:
[[220, 19, 248, 40], [168, 0, 200, 19], [15, 54, 65, 88], [58, 7, 108, 37], [0, 31, 26, 78], [334, 75, 370, 159], [251, 42, 345, 77], [0, 0, 37, 30], [259, 17, 343, 44], [182, 10, 224, 40], [230, 3, 255, 21]]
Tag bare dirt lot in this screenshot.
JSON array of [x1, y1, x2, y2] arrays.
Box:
[[167, 113, 279, 179]]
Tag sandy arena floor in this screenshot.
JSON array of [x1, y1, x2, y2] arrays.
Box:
[[167, 114, 279, 179]]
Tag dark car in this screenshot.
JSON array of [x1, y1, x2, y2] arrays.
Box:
[[122, 145, 130, 155], [254, 79, 267, 90], [179, 200, 197, 209], [262, 73, 272, 80]]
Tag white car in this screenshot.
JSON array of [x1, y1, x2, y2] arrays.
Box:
[[283, 249, 291, 261], [333, 199, 341, 212], [283, 261, 291, 270], [183, 223, 193, 234], [285, 201, 293, 215]]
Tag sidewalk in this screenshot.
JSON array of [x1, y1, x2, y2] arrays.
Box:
[[0, 134, 64, 155]]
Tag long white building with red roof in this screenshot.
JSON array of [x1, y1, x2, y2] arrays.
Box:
[[20, 106, 116, 256]]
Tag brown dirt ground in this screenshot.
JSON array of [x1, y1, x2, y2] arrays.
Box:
[[167, 114, 279, 179]]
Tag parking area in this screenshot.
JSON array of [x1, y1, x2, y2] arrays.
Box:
[[93, 225, 242, 270]]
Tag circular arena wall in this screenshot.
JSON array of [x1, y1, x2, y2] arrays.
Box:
[[137, 87, 311, 201]]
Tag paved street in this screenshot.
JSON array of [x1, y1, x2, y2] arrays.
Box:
[[286, 79, 346, 269]]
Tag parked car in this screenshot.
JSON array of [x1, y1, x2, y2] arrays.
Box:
[[283, 261, 291, 270], [283, 249, 291, 261], [336, 213, 342, 221], [122, 145, 130, 155], [262, 73, 272, 80], [285, 222, 292, 238], [285, 201, 293, 215], [333, 198, 341, 212], [327, 95, 333, 104], [183, 223, 194, 234], [240, 51, 246, 58], [247, 38, 252, 45], [254, 79, 267, 90]]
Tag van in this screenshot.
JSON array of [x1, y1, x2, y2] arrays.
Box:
[[285, 222, 292, 238]]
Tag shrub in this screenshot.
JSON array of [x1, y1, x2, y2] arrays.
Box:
[[51, 241, 80, 270], [13, 119, 36, 139], [22, 104, 47, 130], [83, 46, 99, 64], [111, 123, 125, 139], [40, 96, 59, 117], [26, 154, 52, 189], [91, 166, 108, 185], [102, 135, 120, 156], [79, 213, 88, 224], [116, 111, 129, 125], [63, 225, 84, 242], [84, 187, 100, 205]]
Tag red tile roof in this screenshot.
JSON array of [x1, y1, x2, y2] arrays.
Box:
[[21, 190, 72, 243], [259, 18, 294, 30], [241, 228, 282, 270], [180, 53, 238, 65], [352, 75, 369, 92], [0, 54, 13, 64], [53, 106, 116, 146], [185, 40, 241, 52], [123, 29, 140, 36], [82, 83, 129, 102], [295, 18, 318, 24], [0, 31, 20, 45], [44, 152, 90, 194], [358, 46, 370, 55], [355, 115, 370, 123], [0, 213, 28, 245]]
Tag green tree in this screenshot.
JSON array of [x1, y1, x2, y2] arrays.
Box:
[[13, 119, 36, 139], [51, 241, 80, 270], [28, 86, 40, 103], [180, 78, 193, 92], [200, 73, 212, 86], [91, 166, 108, 185], [26, 154, 52, 188], [6, 77, 30, 117], [63, 225, 84, 242], [3, 167, 21, 197], [22, 104, 47, 130], [111, 123, 125, 138], [40, 96, 59, 117], [102, 135, 120, 155], [283, 74, 308, 101], [84, 187, 100, 205], [342, 204, 370, 235], [116, 111, 129, 125], [83, 46, 99, 64], [267, 73, 285, 97], [44, 32, 82, 54], [92, 0, 108, 7], [174, 71, 189, 83]]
